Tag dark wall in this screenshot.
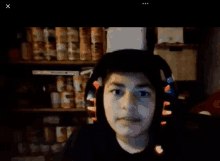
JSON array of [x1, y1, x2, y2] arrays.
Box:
[[198, 28, 220, 96], [0, 27, 23, 125]]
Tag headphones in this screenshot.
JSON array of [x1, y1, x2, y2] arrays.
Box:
[[84, 49, 181, 155]]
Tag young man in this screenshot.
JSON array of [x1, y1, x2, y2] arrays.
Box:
[[52, 49, 183, 161]]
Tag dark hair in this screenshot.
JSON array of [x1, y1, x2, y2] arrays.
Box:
[[85, 49, 166, 145]]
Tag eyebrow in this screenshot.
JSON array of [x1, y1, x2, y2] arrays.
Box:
[[109, 82, 153, 89]]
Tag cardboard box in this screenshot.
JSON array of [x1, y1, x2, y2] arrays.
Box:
[[154, 48, 197, 81], [106, 27, 147, 53], [157, 27, 184, 44]]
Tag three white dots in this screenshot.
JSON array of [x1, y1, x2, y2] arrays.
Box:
[[142, 2, 149, 5]]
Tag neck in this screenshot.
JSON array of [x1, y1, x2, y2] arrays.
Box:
[[116, 131, 149, 153]]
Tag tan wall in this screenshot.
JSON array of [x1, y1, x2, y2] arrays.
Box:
[[105, 27, 220, 96]]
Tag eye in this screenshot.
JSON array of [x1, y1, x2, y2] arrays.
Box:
[[139, 91, 151, 97], [110, 89, 123, 96]]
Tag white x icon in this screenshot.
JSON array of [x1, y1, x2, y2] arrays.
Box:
[[6, 4, 10, 9]]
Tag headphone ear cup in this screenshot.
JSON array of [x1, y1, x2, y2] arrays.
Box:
[[95, 87, 109, 125], [152, 92, 164, 144]]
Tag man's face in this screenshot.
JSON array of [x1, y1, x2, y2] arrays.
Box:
[[103, 72, 156, 138]]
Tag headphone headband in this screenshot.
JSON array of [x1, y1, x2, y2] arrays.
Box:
[[85, 50, 178, 108]]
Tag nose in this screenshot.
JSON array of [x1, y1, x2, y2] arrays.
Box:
[[120, 91, 137, 109]]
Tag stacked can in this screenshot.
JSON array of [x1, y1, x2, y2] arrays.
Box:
[[13, 129, 29, 156], [44, 126, 56, 144], [81, 73, 90, 109], [21, 27, 33, 60], [26, 27, 33, 42], [31, 27, 45, 60], [40, 144, 51, 160], [26, 124, 44, 156], [73, 74, 86, 109], [82, 73, 90, 90], [67, 27, 80, 61], [29, 143, 41, 156], [17, 142, 29, 157], [56, 76, 65, 93], [66, 126, 77, 139], [49, 83, 61, 109], [43, 27, 57, 60], [56, 126, 67, 143], [55, 76, 65, 108], [55, 27, 68, 60], [51, 143, 62, 154], [63, 76, 75, 109], [26, 126, 38, 144], [61, 90, 75, 109], [79, 27, 92, 61], [91, 27, 103, 61], [56, 76, 75, 109]]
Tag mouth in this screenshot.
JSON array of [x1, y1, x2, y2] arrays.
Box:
[[117, 117, 141, 123]]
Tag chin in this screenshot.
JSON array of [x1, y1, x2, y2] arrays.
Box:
[[113, 123, 144, 137]]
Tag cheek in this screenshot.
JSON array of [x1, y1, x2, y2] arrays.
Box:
[[138, 101, 155, 121], [103, 94, 115, 120]]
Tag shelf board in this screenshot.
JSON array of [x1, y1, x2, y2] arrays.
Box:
[[17, 108, 86, 112], [9, 60, 98, 65], [155, 43, 199, 49], [13, 107, 86, 112], [13, 107, 96, 115], [11, 156, 45, 161]]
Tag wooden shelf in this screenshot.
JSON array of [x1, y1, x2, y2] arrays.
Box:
[[155, 43, 199, 49], [14, 108, 86, 112], [11, 156, 45, 161], [13, 107, 96, 116], [9, 60, 98, 66]]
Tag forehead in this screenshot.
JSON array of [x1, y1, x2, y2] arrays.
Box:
[[106, 72, 151, 84]]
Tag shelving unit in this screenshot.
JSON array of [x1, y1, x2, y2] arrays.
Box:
[[12, 107, 96, 117], [6, 27, 105, 161], [14, 108, 87, 112], [9, 60, 98, 65], [155, 43, 199, 49], [8, 58, 97, 117]]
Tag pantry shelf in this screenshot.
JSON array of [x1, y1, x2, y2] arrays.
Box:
[[14, 108, 87, 113], [13, 107, 87, 113], [155, 43, 199, 49], [13, 107, 95, 115], [9, 60, 98, 66]]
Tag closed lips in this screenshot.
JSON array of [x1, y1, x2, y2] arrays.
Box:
[[118, 117, 140, 122]]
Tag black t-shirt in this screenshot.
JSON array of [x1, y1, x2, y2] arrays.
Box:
[[52, 123, 180, 161]]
